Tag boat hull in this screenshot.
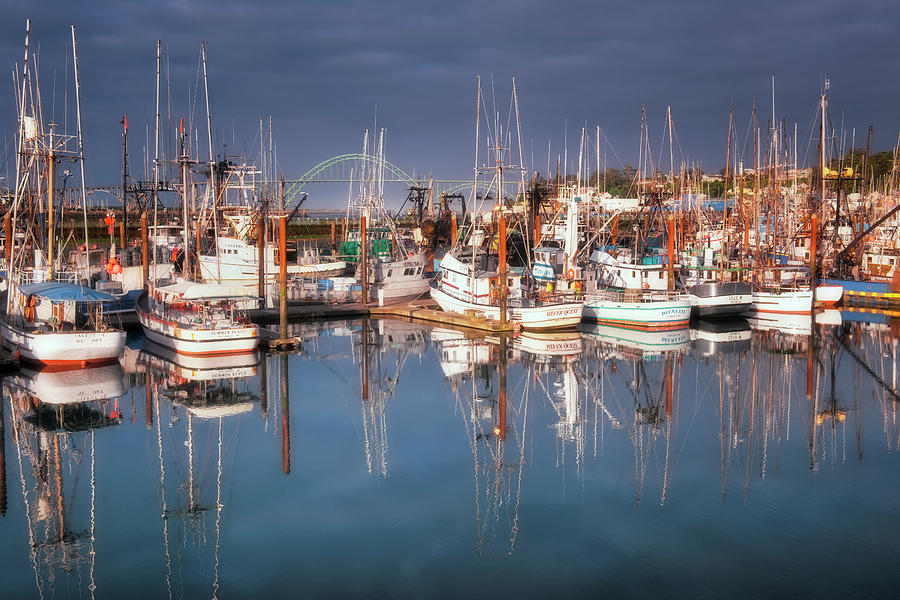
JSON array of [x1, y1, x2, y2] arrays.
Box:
[[746, 289, 813, 316], [430, 286, 582, 330], [0, 318, 126, 367], [582, 295, 692, 330], [136, 293, 258, 356], [688, 281, 752, 318], [815, 284, 843, 306]]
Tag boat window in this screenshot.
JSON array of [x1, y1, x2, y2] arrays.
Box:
[[387, 269, 393, 277]]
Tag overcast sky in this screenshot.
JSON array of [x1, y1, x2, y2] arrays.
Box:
[[2, 0, 899, 207]]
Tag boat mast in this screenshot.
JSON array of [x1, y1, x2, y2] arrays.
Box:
[[722, 102, 733, 282], [201, 42, 220, 283], [6, 20, 29, 313], [152, 40, 161, 284], [471, 76, 481, 276], [71, 26, 90, 253]]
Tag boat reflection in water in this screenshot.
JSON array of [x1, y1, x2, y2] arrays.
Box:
[[690, 317, 752, 357], [580, 323, 688, 505], [435, 326, 529, 555], [356, 319, 431, 478], [4, 363, 125, 598], [140, 341, 259, 599]]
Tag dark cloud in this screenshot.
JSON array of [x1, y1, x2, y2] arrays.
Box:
[[2, 0, 899, 207]]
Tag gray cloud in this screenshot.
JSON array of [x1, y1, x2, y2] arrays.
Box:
[[2, 0, 899, 207]]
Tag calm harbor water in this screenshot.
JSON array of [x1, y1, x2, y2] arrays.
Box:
[[1, 313, 899, 599]]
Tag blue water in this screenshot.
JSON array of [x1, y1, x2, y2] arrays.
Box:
[[1, 316, 899, 599]]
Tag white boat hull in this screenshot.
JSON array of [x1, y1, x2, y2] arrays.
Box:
[[747, 289, 813, 315], [815, 284, 843, 306], [582, 295, 692, 330], [430, 286, 582, 330], [136, 294, 258, 356], [0, 319, 126, 367], [198, 255, 345, 283]]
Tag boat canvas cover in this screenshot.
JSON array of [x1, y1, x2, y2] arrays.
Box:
[[157, 280, 256, 301], [19, 281, 116, 302]]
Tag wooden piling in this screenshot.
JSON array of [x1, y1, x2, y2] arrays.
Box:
[[279, 215, 288, 340], [330, 220, 336, 250], [810, 213, 818, 307], [360, 214, 368, 303], [451, 213, 458, 245], [141, 212, 149, 286], [258, 216, 266, 304], [667, 214, 675, 292], [47, 152, 55, 279], [119, 221, 126, 251], [498, 212, 508, 325]]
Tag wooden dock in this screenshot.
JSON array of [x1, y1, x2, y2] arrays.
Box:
[[248, 297, 516, 333], [248, 302, 369, 324], [370, 299, 516, 333]]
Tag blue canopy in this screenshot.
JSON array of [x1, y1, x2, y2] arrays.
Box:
[[19, 282, 116, 302]]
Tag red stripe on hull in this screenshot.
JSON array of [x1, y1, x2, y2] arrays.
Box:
[[21, 356, 120, 371], [752, 309, 811, 315]]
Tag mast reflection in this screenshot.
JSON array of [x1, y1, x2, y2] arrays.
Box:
[[139, 342, 258, 600], [5, 363, 125, 599]]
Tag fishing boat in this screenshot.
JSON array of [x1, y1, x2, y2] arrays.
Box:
[[581, 252, 692, 330], [198, 213, 345, 284], [2, 282, 127, 368], [136, 281, 258, 356], [747, 287, 813, 315], [432, 248, 583, 329], [0, 24, 127, 368], [679, 247, 753, 317]]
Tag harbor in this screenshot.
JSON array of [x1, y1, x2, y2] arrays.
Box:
[[1, 313, 900, 598], [2, 5, 900, 598]]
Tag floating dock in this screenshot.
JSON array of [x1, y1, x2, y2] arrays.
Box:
[[248, 298, 515, 333], [370, 301, 516, 333]]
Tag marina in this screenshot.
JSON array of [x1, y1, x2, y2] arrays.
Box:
[[1, 5, 900, 598]]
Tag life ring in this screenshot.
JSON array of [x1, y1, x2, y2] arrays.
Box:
[[567, 268, 576, 279]]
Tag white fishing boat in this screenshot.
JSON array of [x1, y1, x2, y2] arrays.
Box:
[[1, 281, 127, 368], [747, 288, 813, 316], [136, 280, 258, 356], [0, 28, 126, 369], [582, 253, 692, 330], [198, 234, 346, 284], [432, 249, 583, 330], [292, 251, 430, 303]]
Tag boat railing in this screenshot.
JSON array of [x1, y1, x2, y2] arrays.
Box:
[[588, 288, 689, 304]]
